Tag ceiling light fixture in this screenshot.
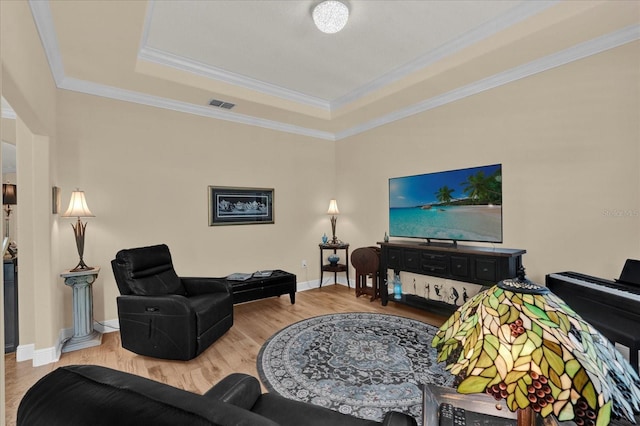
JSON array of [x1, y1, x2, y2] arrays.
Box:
[[313, 1, 349, 34]]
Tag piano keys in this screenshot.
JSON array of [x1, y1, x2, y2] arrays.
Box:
[[548, 271, 640, 307], [546, 270, 640, 372]]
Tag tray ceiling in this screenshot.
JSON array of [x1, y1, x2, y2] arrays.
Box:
[[27, 0, 640, 140]]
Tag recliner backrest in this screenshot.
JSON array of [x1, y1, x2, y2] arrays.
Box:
[[111, 244, 186, 296]]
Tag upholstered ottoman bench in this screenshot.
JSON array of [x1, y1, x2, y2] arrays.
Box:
[[227, 270, 297, 304]]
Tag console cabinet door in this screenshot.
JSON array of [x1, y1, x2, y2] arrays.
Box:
[[387, 248, 402, 270], [475, 257, 497, 282], [421, 252, 448, 276], [404, 249, 422, 272], [450, 256, 469, 280]]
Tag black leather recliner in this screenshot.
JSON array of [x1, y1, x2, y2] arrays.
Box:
[[111, 244, 233, 360], [17, 365, 418, 426]]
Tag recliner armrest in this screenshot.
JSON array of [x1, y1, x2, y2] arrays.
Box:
[[381, 411, 418, 426], [182, 277, 232, 296], [203, 373, 262, 410]]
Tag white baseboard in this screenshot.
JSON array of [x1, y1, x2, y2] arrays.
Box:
[[14, 320, 120, 367], [33, 345, 60, 367], [16, 340, 60, 367], [15, 343, 34, 363], [296, 279, 319, 291], [14, 279, 355, 367], [94, 318, 120, 333], [296, 278, 352, 291]]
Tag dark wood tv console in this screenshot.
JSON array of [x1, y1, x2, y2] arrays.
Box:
[[378, 241, 525, 316]]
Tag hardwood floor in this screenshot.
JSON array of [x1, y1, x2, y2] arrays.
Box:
[[4, 285, 447, 426]]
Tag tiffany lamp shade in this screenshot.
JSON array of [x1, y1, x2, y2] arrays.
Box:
[[432, 271, 640, 426]]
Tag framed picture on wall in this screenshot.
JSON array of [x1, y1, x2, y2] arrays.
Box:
[[208, 186, 274, 226]]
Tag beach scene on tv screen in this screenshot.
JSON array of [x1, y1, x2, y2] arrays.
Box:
[[389, 164, 502, 242]]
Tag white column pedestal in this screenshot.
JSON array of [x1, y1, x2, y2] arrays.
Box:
[[60, 267, 102, 353]]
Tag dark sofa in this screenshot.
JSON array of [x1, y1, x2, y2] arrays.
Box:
[[17, 365, 418, 426]]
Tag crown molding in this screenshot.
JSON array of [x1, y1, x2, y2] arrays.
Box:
[[330, 0, 558, 110], [27, 0, 639, 142], [336, 24, 640, 140], [1, 110, 17, 120], [1, 97, 17, 120], [57, 76, 335, 141], [28, 0, 65, 86], [138, 46, 332, 112]]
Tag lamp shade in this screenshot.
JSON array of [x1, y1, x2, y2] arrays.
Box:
[[432, 274, 640, 425], [62, 190, 94, 218], [2, 184, 17, 205], [313, 0, 349, 34], [327, 199, 339, 215]]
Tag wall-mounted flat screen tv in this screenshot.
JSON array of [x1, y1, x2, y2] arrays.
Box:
[[389, 164, 502, 244]]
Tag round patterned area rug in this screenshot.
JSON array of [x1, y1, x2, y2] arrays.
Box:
[[257, 312, 454, 424]]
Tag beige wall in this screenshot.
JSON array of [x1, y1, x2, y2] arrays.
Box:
[[53, 37, 640, 325], [337, 41, 640, 285], [56, 91, 336, 323], [15, 120, 59, 356], [2, 0, 60, 420]]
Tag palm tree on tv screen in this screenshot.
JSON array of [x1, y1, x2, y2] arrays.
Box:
[[435, 185, 455, 205], [461, 170, 502, 205]]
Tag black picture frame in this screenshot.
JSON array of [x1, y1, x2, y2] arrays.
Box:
[[209, 186, 274, 226]]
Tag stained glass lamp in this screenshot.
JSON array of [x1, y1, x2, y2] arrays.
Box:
[[432, 269, 640, 426]]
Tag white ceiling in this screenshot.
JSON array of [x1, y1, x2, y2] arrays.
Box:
[[20, 1, 640, 140], [143, 1, 527, 103]]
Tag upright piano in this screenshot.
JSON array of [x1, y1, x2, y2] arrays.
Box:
[[546, 260, 640, 372]]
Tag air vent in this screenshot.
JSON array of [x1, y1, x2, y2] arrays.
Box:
[[209, 98, 235, 110]]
